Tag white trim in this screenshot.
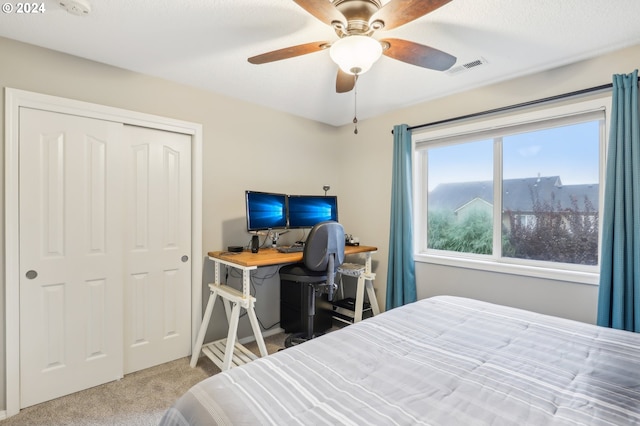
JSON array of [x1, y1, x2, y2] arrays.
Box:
[[238, 326, 285, 344], [4, 88, 20, 417], [411, 95, 611, 284], [4, 88, 203, 417], [413, 99, 608, 145], [416, 253, 599, 285]]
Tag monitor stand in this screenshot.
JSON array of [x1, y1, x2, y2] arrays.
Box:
[[270, 230, 288, 247]]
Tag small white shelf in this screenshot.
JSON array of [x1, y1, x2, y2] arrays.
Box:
[[201, 338, 258, 370]]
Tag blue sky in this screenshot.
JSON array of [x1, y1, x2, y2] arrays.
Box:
[[427, 120, 600, 190]]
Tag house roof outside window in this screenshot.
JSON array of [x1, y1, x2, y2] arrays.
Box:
[[428, 176, 599, 214]]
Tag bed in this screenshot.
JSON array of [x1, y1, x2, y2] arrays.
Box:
[[160, 296, 640, 425]]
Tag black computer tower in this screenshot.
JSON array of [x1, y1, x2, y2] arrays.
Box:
[[280, 279, 333, 334]]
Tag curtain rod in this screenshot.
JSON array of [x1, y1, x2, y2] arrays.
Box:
[[392, 79, 633, 134]]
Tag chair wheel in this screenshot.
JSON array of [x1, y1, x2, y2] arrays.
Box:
[[284, 332, 325, 348], [284, 333, 307, 347]]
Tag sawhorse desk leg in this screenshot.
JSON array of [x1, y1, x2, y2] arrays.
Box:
[[353, 272, 380, 322], [190, 285, 218, 368], [339, 251, 381, 323], [190, 279, 268, 371]]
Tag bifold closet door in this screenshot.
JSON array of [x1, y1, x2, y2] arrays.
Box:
[[123, 125, 192, 374], [19, 108, 125, 408]]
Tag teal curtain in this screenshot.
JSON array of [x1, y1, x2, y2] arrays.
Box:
[[597, 70, 640, 331], [386, 124, 417, 310]]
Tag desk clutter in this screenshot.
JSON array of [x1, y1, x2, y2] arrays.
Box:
[[276, 244, 304, 253]]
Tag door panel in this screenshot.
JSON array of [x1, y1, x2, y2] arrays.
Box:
[[19, 108, 124, 408], [124, 125, 192, 374]]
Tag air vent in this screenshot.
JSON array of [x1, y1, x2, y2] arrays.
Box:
[[445, 57, 488, 76], [59, 0, 91, 16]]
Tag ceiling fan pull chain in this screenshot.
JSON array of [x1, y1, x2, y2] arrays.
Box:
[[353, 74, 359, 134]]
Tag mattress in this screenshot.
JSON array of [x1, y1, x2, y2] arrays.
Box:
[[160, 295, 640, 425]]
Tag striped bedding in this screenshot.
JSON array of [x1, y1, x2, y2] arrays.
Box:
[[160, 296, 640, 425]]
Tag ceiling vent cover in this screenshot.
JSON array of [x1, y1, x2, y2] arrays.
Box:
[[446, 57, 488, 76], [59, 0, 91, 16]]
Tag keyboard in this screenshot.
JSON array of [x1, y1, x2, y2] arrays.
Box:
[[277, 245, 304, 253]]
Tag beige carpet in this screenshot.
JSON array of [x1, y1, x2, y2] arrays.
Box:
[[3, 333, 286, 426]]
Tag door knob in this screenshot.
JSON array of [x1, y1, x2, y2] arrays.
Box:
[[26, 270, 38, 279], [181, 255, 189, 262]]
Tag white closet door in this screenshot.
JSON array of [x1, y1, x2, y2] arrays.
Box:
[[123, 125, 192, 374], [19, 108, 124, 408]]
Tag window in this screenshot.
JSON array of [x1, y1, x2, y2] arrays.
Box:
[[414, 96, 609, 284]]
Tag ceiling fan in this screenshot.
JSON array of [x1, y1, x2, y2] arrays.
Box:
[[248, 0, 457, 93]]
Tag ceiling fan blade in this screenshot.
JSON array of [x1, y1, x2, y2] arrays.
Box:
[[293, 0, 346, 27], [248, 41, 330, 64], [381, 38, 456, 71], [371, 0, 452, 31], [336, 69, 356, 93]]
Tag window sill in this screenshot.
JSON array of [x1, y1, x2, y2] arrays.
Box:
[[414, 253, 599, 286]]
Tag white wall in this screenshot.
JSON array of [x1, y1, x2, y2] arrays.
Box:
[[2, 35, 639, 411]]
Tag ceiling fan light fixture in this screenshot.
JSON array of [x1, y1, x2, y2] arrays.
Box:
[[329, 35, 382, 75]]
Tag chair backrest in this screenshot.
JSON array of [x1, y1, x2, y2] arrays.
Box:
[[303, 221, 345, 301], [303, 221, 345, 273]]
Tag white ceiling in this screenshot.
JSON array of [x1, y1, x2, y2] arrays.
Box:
[[2, 0, 640, 126]]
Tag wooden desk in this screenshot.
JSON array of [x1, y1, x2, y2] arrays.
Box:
[[191, 245, 377, 371], [208, 245, 378, 268]]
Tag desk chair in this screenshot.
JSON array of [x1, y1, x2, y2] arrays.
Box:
[[279, 221, 345, 347]]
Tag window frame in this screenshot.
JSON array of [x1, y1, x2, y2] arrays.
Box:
[[412, 95, 611, 285]]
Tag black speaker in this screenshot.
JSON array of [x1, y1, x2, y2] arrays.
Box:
[[251, 235, 259, 253]]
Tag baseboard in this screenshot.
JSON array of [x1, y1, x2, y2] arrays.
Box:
[[190, 327, 285, 360], [238, 327, 284, 345], [0, 409, 7, 420]]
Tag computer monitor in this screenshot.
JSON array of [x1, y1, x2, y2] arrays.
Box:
[[287, 195, 338, 228], [245, 191, 288, 232]]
